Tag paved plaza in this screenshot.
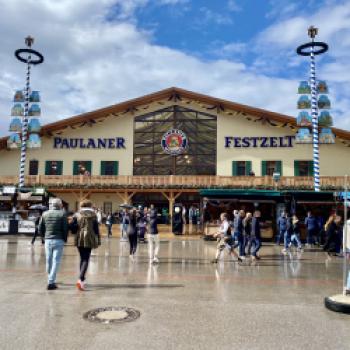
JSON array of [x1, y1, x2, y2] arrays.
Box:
[[1, 234, 350, 350]]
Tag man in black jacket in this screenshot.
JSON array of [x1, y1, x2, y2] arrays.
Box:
[[38, 198, 68, 290]]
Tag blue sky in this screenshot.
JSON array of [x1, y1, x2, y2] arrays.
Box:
[[0, 0, 349, 136]]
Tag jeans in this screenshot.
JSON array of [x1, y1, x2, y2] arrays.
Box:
[[45, 239, 64, 285], [78, 247, 91, 282], [284, 231, 290, 249], [276, 229, 284, 244], [307, 228, 318, 245], [232, 231, 244, 256], [290, 234, 302, 248], [148, 234, 160, 260], [249, 237, 261, 256], [106, 224, 112, 237]]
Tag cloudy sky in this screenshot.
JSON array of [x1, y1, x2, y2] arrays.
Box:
[[1, 0, 349, 137]]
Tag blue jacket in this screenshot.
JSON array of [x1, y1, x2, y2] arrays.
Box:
[[277, 216, 287, 231], [232, 215, 243, 233], [305, 216, 318, 230]]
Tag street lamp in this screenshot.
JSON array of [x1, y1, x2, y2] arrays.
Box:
[[8, 36, 44, 189], [296, 26, 334, 192]]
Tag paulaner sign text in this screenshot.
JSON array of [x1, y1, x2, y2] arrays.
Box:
[[53, 137, 126, 149]]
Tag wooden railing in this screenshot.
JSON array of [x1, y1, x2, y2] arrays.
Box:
[[0, 175, 346, 190]]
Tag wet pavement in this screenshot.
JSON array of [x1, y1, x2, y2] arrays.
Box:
[[0, 235, 349, 350]]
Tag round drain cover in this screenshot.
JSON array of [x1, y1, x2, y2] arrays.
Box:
[[83, 306, 140, 324]]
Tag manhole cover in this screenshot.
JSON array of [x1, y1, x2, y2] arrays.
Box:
[[83, 306, 140, 324]]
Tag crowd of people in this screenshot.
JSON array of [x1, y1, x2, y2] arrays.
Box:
[[32, 198, 349, 293], [211, 209, 262, 263], [210, 208, 347, 264], [36, 199, 161, 291], [277, 210, 344, 257]]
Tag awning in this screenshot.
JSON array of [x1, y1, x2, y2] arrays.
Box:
[[200, 189, 281, 198]]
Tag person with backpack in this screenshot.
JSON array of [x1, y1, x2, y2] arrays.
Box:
[[75, 200, 101, 291]]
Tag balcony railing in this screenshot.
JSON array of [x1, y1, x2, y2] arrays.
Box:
[[0, 175, 346, 190]]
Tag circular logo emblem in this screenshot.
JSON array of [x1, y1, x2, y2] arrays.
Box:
[[161, 129, 188, 156]]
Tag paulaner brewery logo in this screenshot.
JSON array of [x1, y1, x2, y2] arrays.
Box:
[[161, 129, 188, 155]]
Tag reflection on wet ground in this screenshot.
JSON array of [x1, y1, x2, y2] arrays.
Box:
[[0, 236, 349, 350]]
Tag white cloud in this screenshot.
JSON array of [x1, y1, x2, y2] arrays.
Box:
[[0, 0, 349, 140], [197, 7, 233, 25], [227, 0, 241, 12]]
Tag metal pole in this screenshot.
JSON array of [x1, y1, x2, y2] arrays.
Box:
[[343, 175, 348, 295], [19, 54, 31, 188], [310, 43, 320, 192]]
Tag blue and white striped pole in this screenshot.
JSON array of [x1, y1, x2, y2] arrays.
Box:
[[19, 54, 31, 188], [310, 44, 320, 192]]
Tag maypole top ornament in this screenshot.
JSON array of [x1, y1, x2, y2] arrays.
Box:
[[296, 26, 329, 56], [15, 36, 44, 65]]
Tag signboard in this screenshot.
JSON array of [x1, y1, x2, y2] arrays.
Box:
[[0, 220, 9, 233], [54, 137, 126, 149], [224, 136, 295, 148], [18, 220, 35, 234], [161, 129, 188, 155]]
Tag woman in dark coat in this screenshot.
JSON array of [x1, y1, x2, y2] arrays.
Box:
[[149, 204, 158, 235], [323, 215, 342, 257], [128, 209, 138, 259]]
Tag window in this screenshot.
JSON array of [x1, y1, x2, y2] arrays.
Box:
[[133, 106, 217, 175], [29, 160, 39, 175], [262, 161, 282, 176], [73, 161, 92, 175], [294, 160, 313, 176], [101, 161, 119, 175], [45, 161, 63, 175], [232, 161, 252, 176]]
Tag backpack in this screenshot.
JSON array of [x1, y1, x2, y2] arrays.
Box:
[[76, 213, 99, 249]]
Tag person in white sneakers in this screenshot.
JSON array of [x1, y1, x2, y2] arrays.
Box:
[[148, 204, 160, 263], [212, 212, 241, 263], [74, 200, 101, 291]]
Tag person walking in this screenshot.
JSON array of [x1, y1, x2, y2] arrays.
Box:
[[75, 200, 101, 291], [249, 210, 262, 260], [31, 209, 45, 245], [128, 209, 138, 260], [276, 211, 287, 245], [212, 212, 241, 263], [105, 212, 113, 238], [182, 205, 187, 235], [323, 215, 342, 258], [232, 210, 245, 259], [138, 208, 147, 243], [305, 211, 319, 247], [282, 212, 293, 255], [38, 198, 68, 290], [243, 212, 252, 255], [148, 204, 160, 263], [290, 215, 303, 250]]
